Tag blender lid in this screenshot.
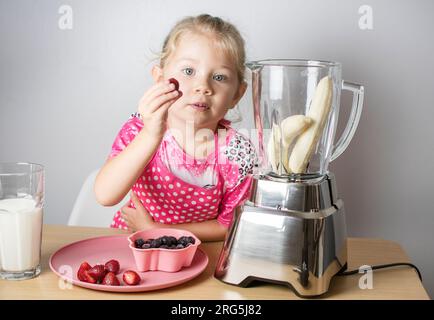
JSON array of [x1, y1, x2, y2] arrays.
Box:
[[246, 59, 341, 68]]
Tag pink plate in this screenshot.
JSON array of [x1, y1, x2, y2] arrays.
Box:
[[49, 235, 208, 293]]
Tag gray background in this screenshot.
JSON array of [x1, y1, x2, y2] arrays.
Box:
[[1, 0, 433, 298]]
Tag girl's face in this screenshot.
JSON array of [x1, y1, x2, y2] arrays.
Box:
[[153, 32, 246, 130]]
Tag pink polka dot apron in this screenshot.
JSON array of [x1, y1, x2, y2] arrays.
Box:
[[111, 132, 223, 229]]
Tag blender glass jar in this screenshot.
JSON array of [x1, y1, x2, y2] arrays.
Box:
[[246, 59, 364, 180]]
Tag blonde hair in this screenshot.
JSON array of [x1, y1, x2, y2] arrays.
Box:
[[159, 14, 246, 83]]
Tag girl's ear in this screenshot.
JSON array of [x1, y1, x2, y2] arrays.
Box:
[[230, 81, 247, 109], [151, 65, 164, 83]]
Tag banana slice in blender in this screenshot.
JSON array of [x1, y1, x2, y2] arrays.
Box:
[[289, 76, 333, 174], [281, 115, 313, 173], [267, 115, 313, 174]]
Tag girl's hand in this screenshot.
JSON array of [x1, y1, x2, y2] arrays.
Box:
[[138, 80, 181, 138], [121, 191, 156, 232]]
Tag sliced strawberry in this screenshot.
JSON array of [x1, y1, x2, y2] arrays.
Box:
[[102, 272, 120, 286], [104, 259, 120, 275], [122, 270, 141, 286], [83, 270, 97, 284], [87, 264, 107, 283], [79, 261, 92, 270], [77, 269, 87, 282], [77, 262, 92, 282]]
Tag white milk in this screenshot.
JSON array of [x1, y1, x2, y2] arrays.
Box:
[[0, 198, 43, 272]]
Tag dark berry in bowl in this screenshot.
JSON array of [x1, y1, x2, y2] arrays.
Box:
[[160, 236, 169, 245], [187, 236, 196, 244], [150, 238, 162, 248], [134, 238, 145, 248], [167, 236, 177, 246], [133, 235, 198, 250]]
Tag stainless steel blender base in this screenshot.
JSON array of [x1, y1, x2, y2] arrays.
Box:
[[214, 173, 347, 297]]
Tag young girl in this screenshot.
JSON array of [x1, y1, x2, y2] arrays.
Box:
[[94, 14, 257, 241]]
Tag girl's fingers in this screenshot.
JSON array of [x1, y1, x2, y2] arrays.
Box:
[[121, 203, 131, 213], [121, 212, 128, 224], [142, 80, 173, 98], [154, 98, 176, 118], [146, 90, 180, 113], [129, 191, 140, 208], [152, 81, 177, 98], [130, 191, 148, 214], [140, 81, 176, 108]]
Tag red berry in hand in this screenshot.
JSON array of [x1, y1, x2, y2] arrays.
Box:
[[123, 270, 141, 286], [104, 259, 120, 275], [77, 261, 92, 282], [87, 264, 107, 283], [168, 78, 179, 91], [102, 272, 120, 286]]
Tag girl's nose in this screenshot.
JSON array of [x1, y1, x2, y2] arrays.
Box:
[[194, 79, 212, 95]]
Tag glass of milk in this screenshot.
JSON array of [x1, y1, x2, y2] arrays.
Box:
[[0, 163, 44, 280]]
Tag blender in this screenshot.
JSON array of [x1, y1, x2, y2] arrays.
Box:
[[214, 59, 364, 297]]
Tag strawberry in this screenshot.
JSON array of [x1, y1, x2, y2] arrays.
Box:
[[104, 259, 120, 275], [101, 272, 120, 286], [122, 270, 141, 286], [87, 264, 107, 283], [77, 261, 92, 282], [83, 270, 97, 284], [169, 78, 179, 91]]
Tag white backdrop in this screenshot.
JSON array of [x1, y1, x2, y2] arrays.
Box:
[[1, 0, 433, 297]]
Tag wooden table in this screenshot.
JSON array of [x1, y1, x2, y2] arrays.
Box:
[[0, 225, 429, 300]]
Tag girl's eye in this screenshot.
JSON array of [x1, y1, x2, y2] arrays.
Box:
[[182, 68, 194, 76], [213, 74, 227, 82]]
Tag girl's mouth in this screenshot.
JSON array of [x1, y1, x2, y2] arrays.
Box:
[[190, 103, 209, 111]]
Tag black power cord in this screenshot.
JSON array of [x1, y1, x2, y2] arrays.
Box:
[[337, 262, 423, 281]]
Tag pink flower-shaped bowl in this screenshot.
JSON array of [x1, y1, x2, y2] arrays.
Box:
[[128, 228, 201, 272]]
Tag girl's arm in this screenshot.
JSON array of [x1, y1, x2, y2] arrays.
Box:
[[94, 80, 180, 206], [94, 129, 162, 206], [154, 219, 228, 242], [120, 191, 229, 242]]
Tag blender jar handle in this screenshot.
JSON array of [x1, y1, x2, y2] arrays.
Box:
[[330, 80, 364, 161]]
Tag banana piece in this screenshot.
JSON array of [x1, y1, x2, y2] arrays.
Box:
[[267, 115, 313, 173], [281, 115, 313, 172], [289, 76, 333, 173]]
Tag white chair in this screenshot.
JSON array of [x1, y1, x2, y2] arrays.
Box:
[[67, 168, 129, 228]]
